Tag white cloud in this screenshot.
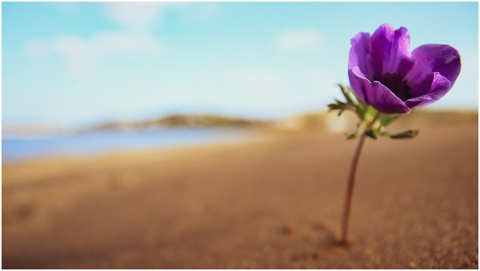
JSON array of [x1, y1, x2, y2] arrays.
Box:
[[24, 3, 217, 79], [183, 3, 220, 22], [53, 36, 95, 78], [52, 2, 81, 15], [54, 36, 93, 60], [63, 59, 94, 79], [26, 30, 163, 78], [92, 31, 163, 57], [25, 40, 51, 60], [103, 2, 219, 29], [102, 2, 184, 30], [195, 3, 220, 20], [275, 29, 322, 52]]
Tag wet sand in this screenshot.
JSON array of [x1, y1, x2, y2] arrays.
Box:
[[2, 118, 478, 268]]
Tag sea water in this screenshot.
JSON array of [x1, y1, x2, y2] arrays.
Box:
[[2, 128, 252, 162]]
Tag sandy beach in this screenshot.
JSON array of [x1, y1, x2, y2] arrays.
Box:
[[2, 115, 478, 268]]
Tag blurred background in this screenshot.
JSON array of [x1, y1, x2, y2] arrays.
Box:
[[2, 2, 479, 268], [2, 2, 478, 161]]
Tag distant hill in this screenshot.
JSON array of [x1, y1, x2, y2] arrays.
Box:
[[80, 114, 270, 133], [4, 110, 477, 138]]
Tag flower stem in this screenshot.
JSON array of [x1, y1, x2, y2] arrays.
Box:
[[339, 132, 367, 244], [339, 111, 381, 244]]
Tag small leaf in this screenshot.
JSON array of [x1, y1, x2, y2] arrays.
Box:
[[389, 129, 419, 139], [328, 101, 356, 112], [339, 84, 354, 105], [365, 129, 377, 139], [328, 103, 340, 110], [380, 114, 400, 127], [346, 132, 357, 140], [328, 104, 344, 111]]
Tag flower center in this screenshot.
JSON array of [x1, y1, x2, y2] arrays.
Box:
[[375, 73, 412, 101]]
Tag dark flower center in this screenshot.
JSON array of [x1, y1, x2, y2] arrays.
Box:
[[375, 73, 412, 101]]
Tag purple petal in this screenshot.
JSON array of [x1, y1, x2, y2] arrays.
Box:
[[349, 32, 372, 80], [405, 44, 461, 97], [348, 67, 368, 103], [405, 73, 451, 109], [350, 66, 411, 114], [370, 24, 414, 79]]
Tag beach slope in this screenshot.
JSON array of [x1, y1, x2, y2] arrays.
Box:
[[2, 118, 478, 268]]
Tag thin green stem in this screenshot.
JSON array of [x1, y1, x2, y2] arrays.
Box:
[[339, 111, 382, 244], [339, 132, 367, 244]]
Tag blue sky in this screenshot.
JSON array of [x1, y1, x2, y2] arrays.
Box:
[[3, 2, 478, 127]]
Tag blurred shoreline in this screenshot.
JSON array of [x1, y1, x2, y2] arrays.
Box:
[[2, 127, 268, 163], [2, 109, 477, 163], [3, 109, 477, 138]]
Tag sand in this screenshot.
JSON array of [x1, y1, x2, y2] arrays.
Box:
[[2, 119, 478, 268]]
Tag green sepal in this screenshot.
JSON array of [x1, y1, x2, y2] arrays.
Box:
[[329, 84, 368, 119], [347, 86, 366, 108], [389, 129, 420, 139], [339, 84, 355, 105], [347, 121, 367, 140], [364, 106, 379, 123], [328, 102, 356, 116], [329, 84, 419, 141]]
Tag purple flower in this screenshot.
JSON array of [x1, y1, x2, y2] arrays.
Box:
[[348, 24, 461, 114]]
